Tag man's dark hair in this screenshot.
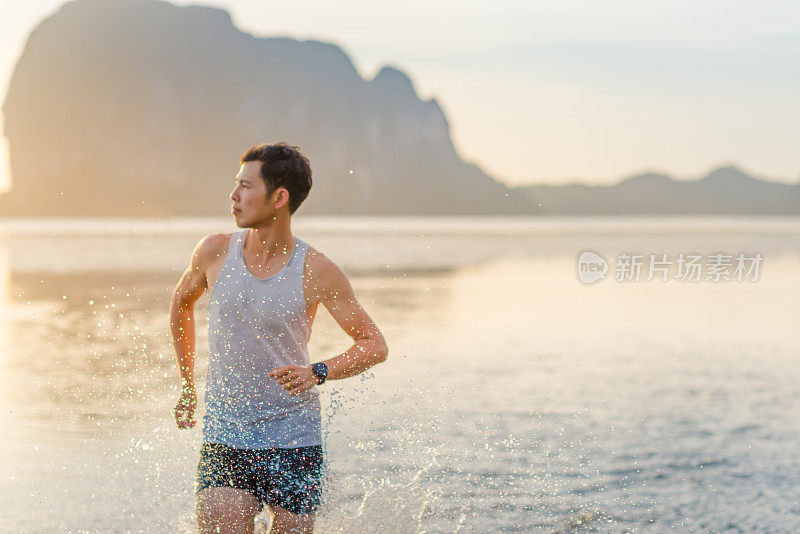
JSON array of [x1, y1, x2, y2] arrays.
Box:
[[240, 142, 312, 215]]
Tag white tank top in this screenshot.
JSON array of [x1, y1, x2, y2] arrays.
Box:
[[201, 229, 322, 448]]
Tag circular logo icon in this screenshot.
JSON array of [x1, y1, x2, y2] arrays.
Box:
[[577, 250, 608, 284]]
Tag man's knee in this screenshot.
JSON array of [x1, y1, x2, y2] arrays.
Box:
[[267, 504, 315, 534], [196, 486, 260, 534]]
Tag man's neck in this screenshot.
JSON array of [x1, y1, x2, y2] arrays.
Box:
[[245, 221, 294, 260]]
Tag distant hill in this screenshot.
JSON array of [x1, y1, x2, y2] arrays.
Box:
[[2, 0, 797, 218], [516, 166, 800, 215], [0, 0, 530, 217]]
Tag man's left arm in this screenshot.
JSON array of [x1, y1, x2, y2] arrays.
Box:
[[269, 258, 388, 395]]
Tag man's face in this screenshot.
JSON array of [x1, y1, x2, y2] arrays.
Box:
[[230, 161, 274, 226]]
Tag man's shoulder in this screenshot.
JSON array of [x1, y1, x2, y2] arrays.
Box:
[[304, 244, 339, 277], [304, 243, 350, 294], [197, 232, 236, 263]]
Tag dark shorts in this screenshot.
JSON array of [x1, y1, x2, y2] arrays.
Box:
[[195, 442, 324, 515]]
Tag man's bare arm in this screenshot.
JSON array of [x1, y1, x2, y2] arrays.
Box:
[[169, 235, 213, 391], [316, 258, 388, 380]]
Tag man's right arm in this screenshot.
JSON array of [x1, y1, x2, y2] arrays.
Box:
[[169, 235, 214, 393]]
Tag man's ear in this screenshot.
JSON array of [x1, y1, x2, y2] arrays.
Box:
[[273, 187, 290, 210]]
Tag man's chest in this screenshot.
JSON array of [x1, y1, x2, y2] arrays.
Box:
[[206, 240, 323, 325]]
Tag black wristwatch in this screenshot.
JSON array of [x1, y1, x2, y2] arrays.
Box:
[[311, 362, 328, 385]]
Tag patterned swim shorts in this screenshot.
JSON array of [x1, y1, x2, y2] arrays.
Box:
[[195, 442, 324, 515]]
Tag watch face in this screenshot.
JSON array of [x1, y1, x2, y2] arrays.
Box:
[[313, 363, 328, 379]]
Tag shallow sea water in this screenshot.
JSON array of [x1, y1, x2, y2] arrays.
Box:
[[0, 216, 798, 533]]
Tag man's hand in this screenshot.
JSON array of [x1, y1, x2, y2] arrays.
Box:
[[173, 385, 197, 429], [269, 364, 317, 396]]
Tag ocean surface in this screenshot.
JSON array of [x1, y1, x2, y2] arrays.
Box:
[[0, 215, 798, 533]]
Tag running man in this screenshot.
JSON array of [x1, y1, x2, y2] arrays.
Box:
[[169, 142, 389, 534]]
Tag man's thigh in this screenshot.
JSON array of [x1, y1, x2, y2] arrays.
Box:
[[253, 445, 324, 518], [266, 503, 315, 534], [196, 486, 260, 534]]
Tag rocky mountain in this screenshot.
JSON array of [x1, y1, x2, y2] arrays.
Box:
[[516, 166, 800, 215], [2, 0, 796, 218], [0, 0, 530, 217]]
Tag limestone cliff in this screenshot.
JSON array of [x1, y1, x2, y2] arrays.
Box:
[[1, 0, 531, 216]]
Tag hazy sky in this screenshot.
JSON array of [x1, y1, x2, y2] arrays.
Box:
[[1, 0, 799, 194]]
